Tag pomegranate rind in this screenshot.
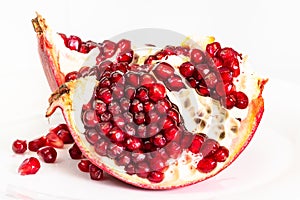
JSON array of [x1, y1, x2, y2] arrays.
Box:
[[46, 75, 266, 190], [32, 13, 99, 91]]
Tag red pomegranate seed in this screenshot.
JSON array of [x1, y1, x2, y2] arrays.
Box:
[[98, 122, 113, 136], [153, 62, 175, 81], [144, 55, 156, 64], [103, 40, 117, 58], [166, 75, 185, 91], [96, 87, 113, 104], [18, 157, 41, 175], [213, 146, 229, 162], [69, 143, 83, 159], [125, 137, 142, 151], [196, 85, 210, 97], [136, 162, 150, 178], [165, 141, 183, 159], [133, 112, 146, 125], [12, 139, 27, 154], [82, 109, 99, 127], [135, 87, 149, 103], [147, 83, 166, 102], [117, 39, 131, 52], [28, 136, 46, 152], [216, 82, 235, 96], [46, 132, 64, 148], [204, 72, 218, 89], [217, 47, 240, 61], [163, 126, 179, 141], [67, 35, 82, 51], [188, 134, 205, 154], [224, 58, 240, 77], [140, 74, 156, 86], [126, 72, 139, 87], [85, 128, 101, 145], [147, 171, 164, 183], [59, 33, 68, 46], [78, 159, 92, 172], [143, 101, 154, 113], [117, 50, 133, 63], [116, 152, 131, 166], [218, 66, 233, 83], [113, 115, 126, 129], [197, 157, 217, 173], [79, 43, 89, 53], [234, 91, 249, 109], [224, 94, 236, 109], [95, 100, 107, 115], [188, 77, 199, 88], [179, 62, 195, 78], [65, 71, 78, 82], [37, 146, 57, 163], [157, 99, 172, 114], [89, 164, 103, 180], [152, 134, 167, 147], [200, 139, 220, 157], [108, 127, 125, 143], [50, 123, 74, 144], [147, 123, 160, 137], [94, 139, 108, 156], [111, 86, 124, 99], [131, 151, 146, 163], [191, 49, 205, 64], [107, 143, 124, 159], [206, 42, 221, 57], [212, 57, 223, 67], [167, 108, 180, 124], [108, 101, 122, 115], [130, 99, 143, 113]]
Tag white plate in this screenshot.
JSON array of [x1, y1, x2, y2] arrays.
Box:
[[0, 77, 299, 200]]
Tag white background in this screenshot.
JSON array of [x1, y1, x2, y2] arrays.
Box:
[[0, 0, 299, 199]]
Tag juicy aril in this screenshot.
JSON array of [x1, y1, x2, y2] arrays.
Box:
[[33, 13, 267, 189]]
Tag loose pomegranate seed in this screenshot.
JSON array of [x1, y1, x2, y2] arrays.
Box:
[[28, 136, 46, 152], [197, 157, 217, 173], [191, 49, 205, 64], [18, 157, 40, 175], [46, 132, 64, 148], [89, 164, 103, 180], [12, 139, 27, 154], [147, 171, 164, 183], [65, 71, 78, 82], [179, 62, 195, 78], [69, 143, 83, 159], [153, 62, 175, 81], [50, 123, 74, 144], [213, 146, 229, 162], [206, 42, 221, 57], [37, 146, 57, 163], [234, 91, 249, 109], [78, 159, 92, 172], [147, 83, 166, 102]]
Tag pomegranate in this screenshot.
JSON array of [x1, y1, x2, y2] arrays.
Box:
[[33, 13, 267, 189]]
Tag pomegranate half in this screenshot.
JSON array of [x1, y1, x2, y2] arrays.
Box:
[[33, 13, 267, 189]]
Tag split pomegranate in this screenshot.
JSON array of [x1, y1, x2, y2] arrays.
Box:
[[33, 13, 267, 189]]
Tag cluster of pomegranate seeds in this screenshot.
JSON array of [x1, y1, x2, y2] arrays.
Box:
[[59, 33, 98, 54], [75, 40, 238, 183]]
